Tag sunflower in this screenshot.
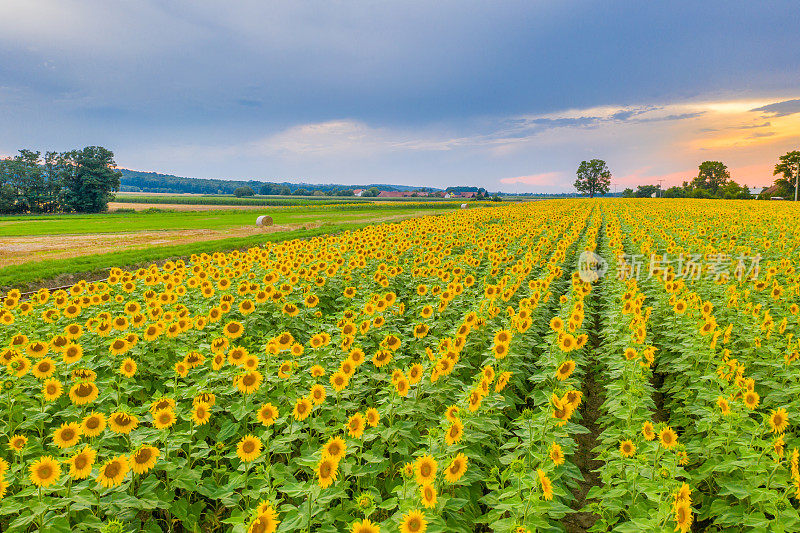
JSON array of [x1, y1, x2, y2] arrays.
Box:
[[109, 337, 130, 356], [27, 341, 48, 358], [317, 455, 339, 488], [445, 406, 460, 422], [642, 421, 655, 441], [150, 397, 176, 414], [619, 439, 636, 458], [420, 483, 437, 509], [347, 412, 366, 438], [97, 455, 130, 488], [8, 355, 30, 377], [194, 392, 216, 407], [323, 436, 347, 463], [558, 333, 576, 352], [119, 358, 137, 378], [743, 390, 760, 409], [555, 360, 575, 381], [67, 445, 96, 479], [130, 445, 160, 474], [445, 419, 463, 446], [30, 456, 61, 487], [366, 407, 380, 427], [236, 371, 263, 394], [8, 434, 28, 452], [549, 443, 564, 466], [223, 320, 244, 339], [69, 382, 99, 405], [81, 412, 106, 438], [175, 361, 188, 377], [415, 454, 437, 485], [769, 408, 789, 434], [42, 378, 63, 401], [674, 502, 693, 533], [493, 343, 508, 359], [237, 435, 262, 462], [293, 397, 312, 421], [107, 412, 139, 434], [537, 469, 553, 500], [153, 408, 176, 430], [310, 364, 325, 377], [659, 426, 678, 449], [494, 330, 512, 345], [444, 453, 468, 483], [310, 384, 326, 405], [395, 378, 410, 397], [192, 402, 212, 425], [32, 357, 57, 379], [257, 403, 278, 426], [53, 422, 82, 449], [248, 505, 280, 533], [400, 509, 427, 533]]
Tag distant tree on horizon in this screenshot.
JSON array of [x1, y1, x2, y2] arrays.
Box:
[[692, 161, 730, 193], [574, 159, 611, 198], [234, 186, 255, 197], [770, 150, 800, 199]]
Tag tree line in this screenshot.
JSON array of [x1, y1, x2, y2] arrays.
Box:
[[0, 147, 122, 214], [574, 150, 799, 200]]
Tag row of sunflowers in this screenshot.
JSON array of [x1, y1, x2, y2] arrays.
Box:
[[1, 202, 602, 532], [0, 199, 795, 532]]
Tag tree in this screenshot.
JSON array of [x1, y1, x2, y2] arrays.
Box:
[[621, 188, 634, 198], [60, 146, 122, 213], [293, 188, 310, 196], [635, 184, 661, 198], [234, 186, 254, 197], [663, 186, 686, 198], [361, 187, 381, 197], [772, 150, 800, 199], [717, 181, 751, 200], [574, 159, 611, 198], [692, 161, 729, 193]]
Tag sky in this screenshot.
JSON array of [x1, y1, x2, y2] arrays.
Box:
[[1, 1, 799, 193]]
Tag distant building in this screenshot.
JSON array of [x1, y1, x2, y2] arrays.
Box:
[[460, 191, 476, 198], [378, 191, 405, 198], [748, 187, 764, 197], [353, 189, 365, 196]]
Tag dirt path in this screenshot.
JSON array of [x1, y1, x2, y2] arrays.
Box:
[[106, 202, 276, 212], [0, 224, 306, 268]]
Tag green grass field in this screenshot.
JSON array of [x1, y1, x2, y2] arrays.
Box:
[[0, 204, 459, 237]]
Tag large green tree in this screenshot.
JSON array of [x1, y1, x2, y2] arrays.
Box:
[[692, 161, 730, 193], [772, 150, 800, 199], [574, 159, 611, 198], [60, 146, 122, 213]]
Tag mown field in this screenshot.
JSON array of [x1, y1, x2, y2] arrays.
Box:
[[0, 199, 797, 532], [113, 194, 460, 207]]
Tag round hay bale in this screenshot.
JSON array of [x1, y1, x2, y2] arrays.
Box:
[[256, 215, 273, 227], [460, 203, 468, 209]]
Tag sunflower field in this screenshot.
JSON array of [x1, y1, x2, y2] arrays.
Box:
[[0, 199, 798, 532]]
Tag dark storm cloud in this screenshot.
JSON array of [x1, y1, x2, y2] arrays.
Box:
[[750, 99, 800, 117]]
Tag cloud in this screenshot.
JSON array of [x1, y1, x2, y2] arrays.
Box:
[[747, 131, 775, 138], [750, 99, 800, 117], [739, 121, 771, 129], [500, 172, 563, 185]]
